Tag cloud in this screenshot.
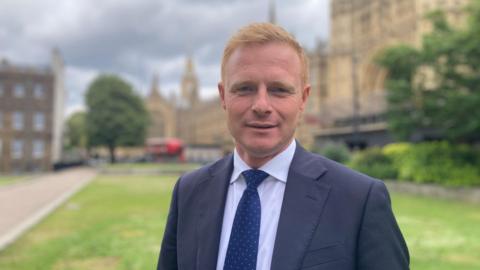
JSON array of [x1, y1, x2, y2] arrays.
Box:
[[65, 66, 99, 112], [0, 0, 330, 118]]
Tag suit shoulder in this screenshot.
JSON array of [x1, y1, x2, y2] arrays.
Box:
[[177, 163, 210, 190], [177, 155, 231, 190], [308, 151, 382, 188], [306, 152, 391, 213]]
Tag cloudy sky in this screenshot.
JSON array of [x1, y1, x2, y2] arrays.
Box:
[[0, 0, 330, 116]]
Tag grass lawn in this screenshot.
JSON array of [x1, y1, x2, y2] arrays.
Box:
[[0, 174, 177, 270], [104, 162, 200, 171], [392, 193, 480, 270], [0, 174, 479, 269]]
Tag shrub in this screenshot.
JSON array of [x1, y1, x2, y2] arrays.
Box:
[[348, 147, 398, 180], [384, 142, 480, 186], [313, 142, 351, 164], [347, 142, 480, 186]]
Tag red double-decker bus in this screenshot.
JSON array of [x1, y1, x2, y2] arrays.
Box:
[[145, 137, 184, 162]]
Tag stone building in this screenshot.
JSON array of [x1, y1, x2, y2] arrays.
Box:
[[296, 41, 330, 149], [0, 50, 65, 173], [314, 0, 469, 148], [175, 57, 232, 151], [144, 75, 176, 139], [144, 0, 471, 154]]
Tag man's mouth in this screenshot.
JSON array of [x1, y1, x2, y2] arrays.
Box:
[[246, 122, 277, 129]]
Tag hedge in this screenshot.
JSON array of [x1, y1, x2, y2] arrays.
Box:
[[349, 147, 397, 180], [348, 142, 480, 187], [312, 142, 351, 164]]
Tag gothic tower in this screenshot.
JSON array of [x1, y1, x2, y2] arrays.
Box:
[[145, 74, 176, 138], [180, 57, 199, 108]]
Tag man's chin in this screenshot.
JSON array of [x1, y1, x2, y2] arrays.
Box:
[[242, 141, 285, 158]]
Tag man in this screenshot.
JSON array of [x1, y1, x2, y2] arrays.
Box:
[[158, 23, 409, 270]]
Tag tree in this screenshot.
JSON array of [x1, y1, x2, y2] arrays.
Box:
[[65, 111, 88, 150], [85, 74, 149, 163], [376, 45, 421, 141], [377, 1, 480, 143]]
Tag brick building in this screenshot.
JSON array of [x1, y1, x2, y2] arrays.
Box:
[[0, 50, 65, 173]]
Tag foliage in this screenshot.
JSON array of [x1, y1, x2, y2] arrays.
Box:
[[86, 74, 149, 163], [376, 1, 480, 143], [348, 147, 397, 180], [312, 142, 351, 163], [64, 111, 88, 150], [384, 142, 480, 186], [382, 142, 412, 157], [350, 142, 480, 186]]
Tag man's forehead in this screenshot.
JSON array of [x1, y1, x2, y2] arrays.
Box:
[[229, 42, 299, 60], [226, 44, 300, 73]]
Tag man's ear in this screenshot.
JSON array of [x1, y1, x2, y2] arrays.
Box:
[[300, 84, 310, 111], [218, 82, 227, 110]]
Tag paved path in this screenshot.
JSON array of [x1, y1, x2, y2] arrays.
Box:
[[0, 167, 97, 250]]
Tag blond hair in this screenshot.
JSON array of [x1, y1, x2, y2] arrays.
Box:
[[221, 22, 309, 85]]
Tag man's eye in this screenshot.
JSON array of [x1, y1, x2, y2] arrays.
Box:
[[234, 85, 255, 95], [270, 87, 291, 96]]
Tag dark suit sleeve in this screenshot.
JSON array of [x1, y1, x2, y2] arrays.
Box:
[[157, 179, 180, 270], [357, 181, 410, 270]]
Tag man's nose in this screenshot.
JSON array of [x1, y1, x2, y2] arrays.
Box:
[[251, 86, 272, 115]]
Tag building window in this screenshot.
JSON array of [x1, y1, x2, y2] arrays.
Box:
[[0, 81, 4, 96], [13, 112, 24, 130], [34, 83, 45, 99], [14, 83, 26, 98], [33, 140, 44, 159], [12, 139, 23, 159], [34, 112, 45, 131], [0, 112, 2, 129]]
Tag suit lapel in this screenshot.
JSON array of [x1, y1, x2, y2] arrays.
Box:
[[271, 146, 331, 270], [195, 155, 233, 270]]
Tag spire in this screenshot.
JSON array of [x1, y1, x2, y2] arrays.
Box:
[[51, 47, 64, 70], [186, 56, 194, 74], [150, 73, 161, 96], [269, 0, 276, 24]]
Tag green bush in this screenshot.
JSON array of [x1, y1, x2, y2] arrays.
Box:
[[313, 142, 351, 164], [384, 142, 480, 186], [348, 142, 480, 186], [348, 147, 398, 180]]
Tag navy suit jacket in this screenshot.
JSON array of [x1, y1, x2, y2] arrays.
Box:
[[158, 144, 409, 270]]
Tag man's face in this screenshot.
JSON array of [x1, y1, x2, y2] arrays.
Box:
[[219, 42, 310, 163]]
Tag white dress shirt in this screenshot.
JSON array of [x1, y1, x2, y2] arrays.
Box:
[[216, 140, 296, 270]]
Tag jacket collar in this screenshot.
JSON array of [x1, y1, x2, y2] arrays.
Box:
[[271, 144, 331, 270], [195, 144, 331, 270]]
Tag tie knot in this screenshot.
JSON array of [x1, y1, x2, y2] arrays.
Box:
[[242, 169, 269, 189]]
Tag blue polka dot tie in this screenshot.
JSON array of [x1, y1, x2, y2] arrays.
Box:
[[224, 169, 269, 270]]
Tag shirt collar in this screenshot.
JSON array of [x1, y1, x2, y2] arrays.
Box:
[[231, 140, 296, 183]]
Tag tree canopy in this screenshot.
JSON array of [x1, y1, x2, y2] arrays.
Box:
[[377, 1, 480, 143], [65, 111, 87, 150], [85, 74, 149, 163]]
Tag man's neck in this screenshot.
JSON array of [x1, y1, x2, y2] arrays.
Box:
[[235, 140, 295, 169]]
